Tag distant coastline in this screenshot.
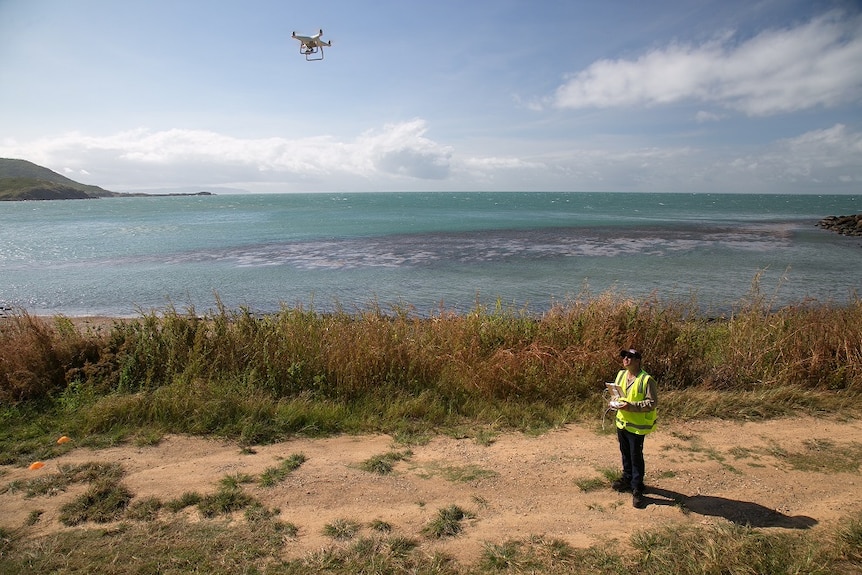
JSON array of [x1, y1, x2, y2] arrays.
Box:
[[112, 191, 215, 198], [1, 189, 215, 201], [0, 158, 220, 201]]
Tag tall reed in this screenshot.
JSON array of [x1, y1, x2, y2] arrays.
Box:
[[1, 289, 860, 440]]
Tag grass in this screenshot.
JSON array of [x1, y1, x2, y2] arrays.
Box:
[[422, 505, 475, 538], [359, 450, 413, 475], [59, 478, 133, 525], [839, 515, 862, 562], [4, 461, 124, 499], [780, 439, 862, 473], [1, 494, 861, 573], [197, 484, 257, 518], [165, 491, 203, 512], [125, 496, 162, 521], [259, 453, 307, 486], [323, 518, 362, 540], [631, 522, 835, 575], [575, 477, 608, 493], [1, 291, 860, 451]]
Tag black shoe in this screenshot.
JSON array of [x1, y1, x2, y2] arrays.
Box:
[[611, 478, 630, 492], [632, 491, 646, 509]]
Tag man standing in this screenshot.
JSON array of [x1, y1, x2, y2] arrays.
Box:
[[610, 348, 658, 508]]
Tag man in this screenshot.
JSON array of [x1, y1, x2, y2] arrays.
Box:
[[610, 348, 658, 508]]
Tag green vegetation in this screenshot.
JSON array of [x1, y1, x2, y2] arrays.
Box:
[[2, 290, 860, 453], [359, 450, 413, 475], [0, 158, 210, 200], [1, 291, 861, 572], [197, 482, 257, 518], [259, 453, 308, 486], [0, 158, 117, 200], [59, 478, 133, 525], [323, 518, 362, 540], [422, 504, 475, 539], [2, 462, 124, 498]]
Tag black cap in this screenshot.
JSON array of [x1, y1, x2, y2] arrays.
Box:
[[620, 348, 642, 359]]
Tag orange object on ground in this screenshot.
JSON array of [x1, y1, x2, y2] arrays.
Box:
[[57, 436, 71, 444], [28, 462, 45, 470]]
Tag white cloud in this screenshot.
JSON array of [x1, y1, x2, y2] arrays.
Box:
[[552, 11, 862, 116], [63, 167, 90, 176], [357, 120, 452, 180], [2, 120, 860, 194], [746, 123, 862, 184], [0, 119, 453, 190]]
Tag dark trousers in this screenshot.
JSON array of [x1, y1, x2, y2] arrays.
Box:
[[617, 427, 646, 493]]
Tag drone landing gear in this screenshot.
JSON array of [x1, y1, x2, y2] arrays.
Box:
[[301, 46, 324, 61]]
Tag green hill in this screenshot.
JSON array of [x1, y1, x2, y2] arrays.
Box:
[[0, 158, 119, 200]]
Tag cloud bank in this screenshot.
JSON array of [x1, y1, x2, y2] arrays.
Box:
[[3, 120, 860, 193], [1, 120, 453, 191], [552, 11, 862, 115]]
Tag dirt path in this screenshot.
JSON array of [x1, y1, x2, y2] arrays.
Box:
[[3, 416, 862, 563]]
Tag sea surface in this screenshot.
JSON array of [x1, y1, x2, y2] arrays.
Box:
[[1, 192, 860, 317]]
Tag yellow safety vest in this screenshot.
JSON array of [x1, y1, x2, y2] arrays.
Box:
[[614, 369, 657, 435]]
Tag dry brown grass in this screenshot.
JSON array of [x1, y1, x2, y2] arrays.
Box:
[[1, 291, 860, 446]]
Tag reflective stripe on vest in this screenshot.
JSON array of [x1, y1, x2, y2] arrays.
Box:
[[614, 369, 657, 435]]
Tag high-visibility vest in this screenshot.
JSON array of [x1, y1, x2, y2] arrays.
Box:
[[614, 369, 657, 435]]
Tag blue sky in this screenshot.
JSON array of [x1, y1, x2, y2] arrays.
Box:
[[1, 0, 861, 194]]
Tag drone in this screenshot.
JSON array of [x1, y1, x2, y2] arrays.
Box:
[[292, 29, 331, 61]]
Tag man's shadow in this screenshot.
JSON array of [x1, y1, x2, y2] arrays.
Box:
[[644, 487, 817, 529]]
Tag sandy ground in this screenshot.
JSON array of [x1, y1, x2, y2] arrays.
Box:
[[2, 416, 861, 563]]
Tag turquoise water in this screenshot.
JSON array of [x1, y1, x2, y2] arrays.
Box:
[[1, 192, 860, 316]]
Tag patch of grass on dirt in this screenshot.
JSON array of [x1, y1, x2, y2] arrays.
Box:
[[243, 501, 280, 523], [4, 461, 124, 498], [369, 519, 393, 532], [632, 521, 834, 575], [778, 439, 862, 473], [385, 535, 419, 557], [359, 450, 413, 475], [575, 477, 607, 493], [259, 452, 307, 487], [59, 478, 133, 525], [422, 505, 475, 539], [323, 518, 362, 540], [220, 472, 255, 489], [25, 509, 44, 526], [165, 491, 202, 512], [481, 536, 596, 572], [125, 496, 162, 521], [197, 484, 257, 518]]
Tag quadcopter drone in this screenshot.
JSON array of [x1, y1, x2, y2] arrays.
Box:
[[292, 29, 331, 61]]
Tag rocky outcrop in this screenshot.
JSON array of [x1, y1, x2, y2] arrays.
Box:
[[817, 214, 862, 237]]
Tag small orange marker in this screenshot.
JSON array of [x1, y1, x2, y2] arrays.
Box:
[[57, 436, 71, 444], [28, 462, 45, 470]]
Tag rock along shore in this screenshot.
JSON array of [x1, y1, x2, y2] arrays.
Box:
[[817, 213, 862, 237]]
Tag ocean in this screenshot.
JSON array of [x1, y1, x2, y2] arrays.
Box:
[[1, 192, 860, 317]]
